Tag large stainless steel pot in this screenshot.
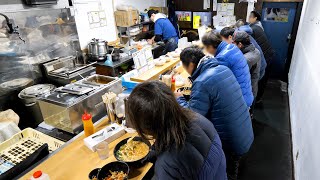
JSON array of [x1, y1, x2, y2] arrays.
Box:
[[18, 84, 56, 127], [18, 84, 55, 105], [88, 39, 108, 61]]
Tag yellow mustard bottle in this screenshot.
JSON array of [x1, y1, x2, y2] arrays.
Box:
[[82, 111, 94, 137]]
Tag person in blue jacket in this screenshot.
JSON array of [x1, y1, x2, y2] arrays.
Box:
[[147, 9, 178, 54], [176, 46, 254, 180], [235, 19, 267, 80], [202, 31, 254, 107], [126, 81, 227, 180]]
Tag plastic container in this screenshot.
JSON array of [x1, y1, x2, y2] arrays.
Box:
[[82, 112, 94, 137], [30, 170, 50, 180], [171, 78, 176, 92], [115, 94, 129, 124], [0, 128, 64, 165], [121, 70, 139, 89]]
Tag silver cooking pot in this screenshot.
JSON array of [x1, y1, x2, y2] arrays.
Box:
[[18, 84, 55, 105], [88, 39, 108, 61]]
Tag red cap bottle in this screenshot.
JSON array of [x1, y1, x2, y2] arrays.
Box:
[[33, 171, 42, 178]]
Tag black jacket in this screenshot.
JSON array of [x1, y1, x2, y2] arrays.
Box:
[[153, 114, 227, 180], [242, 44, 261, 98], [250, 23, 275, 62]]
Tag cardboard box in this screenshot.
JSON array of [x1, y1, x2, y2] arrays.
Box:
[[114, 10, 139, 27], [150, 6, 168, 16]]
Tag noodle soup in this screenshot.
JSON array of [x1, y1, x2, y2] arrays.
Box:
[[116, 140, 149, 162]]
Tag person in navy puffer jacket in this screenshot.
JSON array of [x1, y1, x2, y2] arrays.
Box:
[[202, 31, 254, 107], [176, 46, 254, 180], [126, 81, 227, 180]]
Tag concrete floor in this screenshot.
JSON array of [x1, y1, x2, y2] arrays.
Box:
[[239, 81, 293, 180]]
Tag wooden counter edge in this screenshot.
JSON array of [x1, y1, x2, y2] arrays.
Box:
[[18, 118, 154, 180], [130, 59, 180, 82]]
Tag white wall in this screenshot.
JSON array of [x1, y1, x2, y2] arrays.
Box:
[[113, 0, 166, 12], [73, 0, 117, 49], [288, 0, 320, 179]]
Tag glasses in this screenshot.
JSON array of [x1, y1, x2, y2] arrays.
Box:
[[96, 141, 109, 160]]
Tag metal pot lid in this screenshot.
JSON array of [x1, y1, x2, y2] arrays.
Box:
[[19, 84, 55, 98]]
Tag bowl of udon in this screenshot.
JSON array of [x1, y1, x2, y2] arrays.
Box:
[[178, 87, 192, 101], [97, 161, 129, 180], [114, 137, 151, 167]]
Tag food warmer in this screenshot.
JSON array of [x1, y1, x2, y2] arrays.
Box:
[[38, 75, 122, 134], [42, 56, 96, 86]]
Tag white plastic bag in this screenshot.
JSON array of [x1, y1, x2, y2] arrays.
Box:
[[0, 109, 20, 125], [0, 122, 21, 143]]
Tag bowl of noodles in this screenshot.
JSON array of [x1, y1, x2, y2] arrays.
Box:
[[96, 161, 129, 180], [114, 137, 151, 167]]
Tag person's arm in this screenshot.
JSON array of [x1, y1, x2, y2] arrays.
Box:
[[244, 54, 254, 70], [148, 35, 162, 44], [154, 35, 162, 42], [176, 81, 211, 117], [152, 159, 182, 180], [151, 21, 163, 43], [148, 36, 155, 44]]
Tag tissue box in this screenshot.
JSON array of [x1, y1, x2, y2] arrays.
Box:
[[84, 123, 126, 152]]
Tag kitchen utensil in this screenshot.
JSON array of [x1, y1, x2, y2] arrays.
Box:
[[41, 56, 96, 86], [18, 84, 56, 128], [97, 161, 129, 180], [39, 75, 122, 134], [92, 131, 104, 139], [126, 135, 136, 144], [111, 48, 122, 62], [18, 84, 55, 105], [114, 137, 151, 167], [102, 92, 117, 124], [96, 141, 109, 160], [88, 39, 108, 61]]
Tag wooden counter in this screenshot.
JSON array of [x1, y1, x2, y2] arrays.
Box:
[[130, 59, 180, 82], [20, 119, 153, 180]]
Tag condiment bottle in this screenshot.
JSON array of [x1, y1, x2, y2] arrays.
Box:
[[82, 111, 94, 137], [30, 170, 50, 180], [171, 78, 176, 92]]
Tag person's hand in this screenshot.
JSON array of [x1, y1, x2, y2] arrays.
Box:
[[174, 90, 183, 98], [147, 39, 153, 45]]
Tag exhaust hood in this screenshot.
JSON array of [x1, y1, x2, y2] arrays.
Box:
[[25, 0, 58, 5]]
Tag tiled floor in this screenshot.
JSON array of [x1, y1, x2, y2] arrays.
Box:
[[239, 81, 293, 180]]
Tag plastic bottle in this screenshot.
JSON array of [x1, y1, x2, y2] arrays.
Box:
[[30, 170, 50, 180], [82, 111, 94, 137], [171, 78, 176, 92]]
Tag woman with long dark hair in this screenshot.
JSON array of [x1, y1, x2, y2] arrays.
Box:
[[126, 81, 227, 179]]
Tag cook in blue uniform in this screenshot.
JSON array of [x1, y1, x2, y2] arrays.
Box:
[[147, 9, 178, 53]]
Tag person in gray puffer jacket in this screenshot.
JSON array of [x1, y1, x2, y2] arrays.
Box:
[[233, 31, 261, 99]]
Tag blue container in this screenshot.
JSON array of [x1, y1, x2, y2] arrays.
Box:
[[121, 76, 138, 89]]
